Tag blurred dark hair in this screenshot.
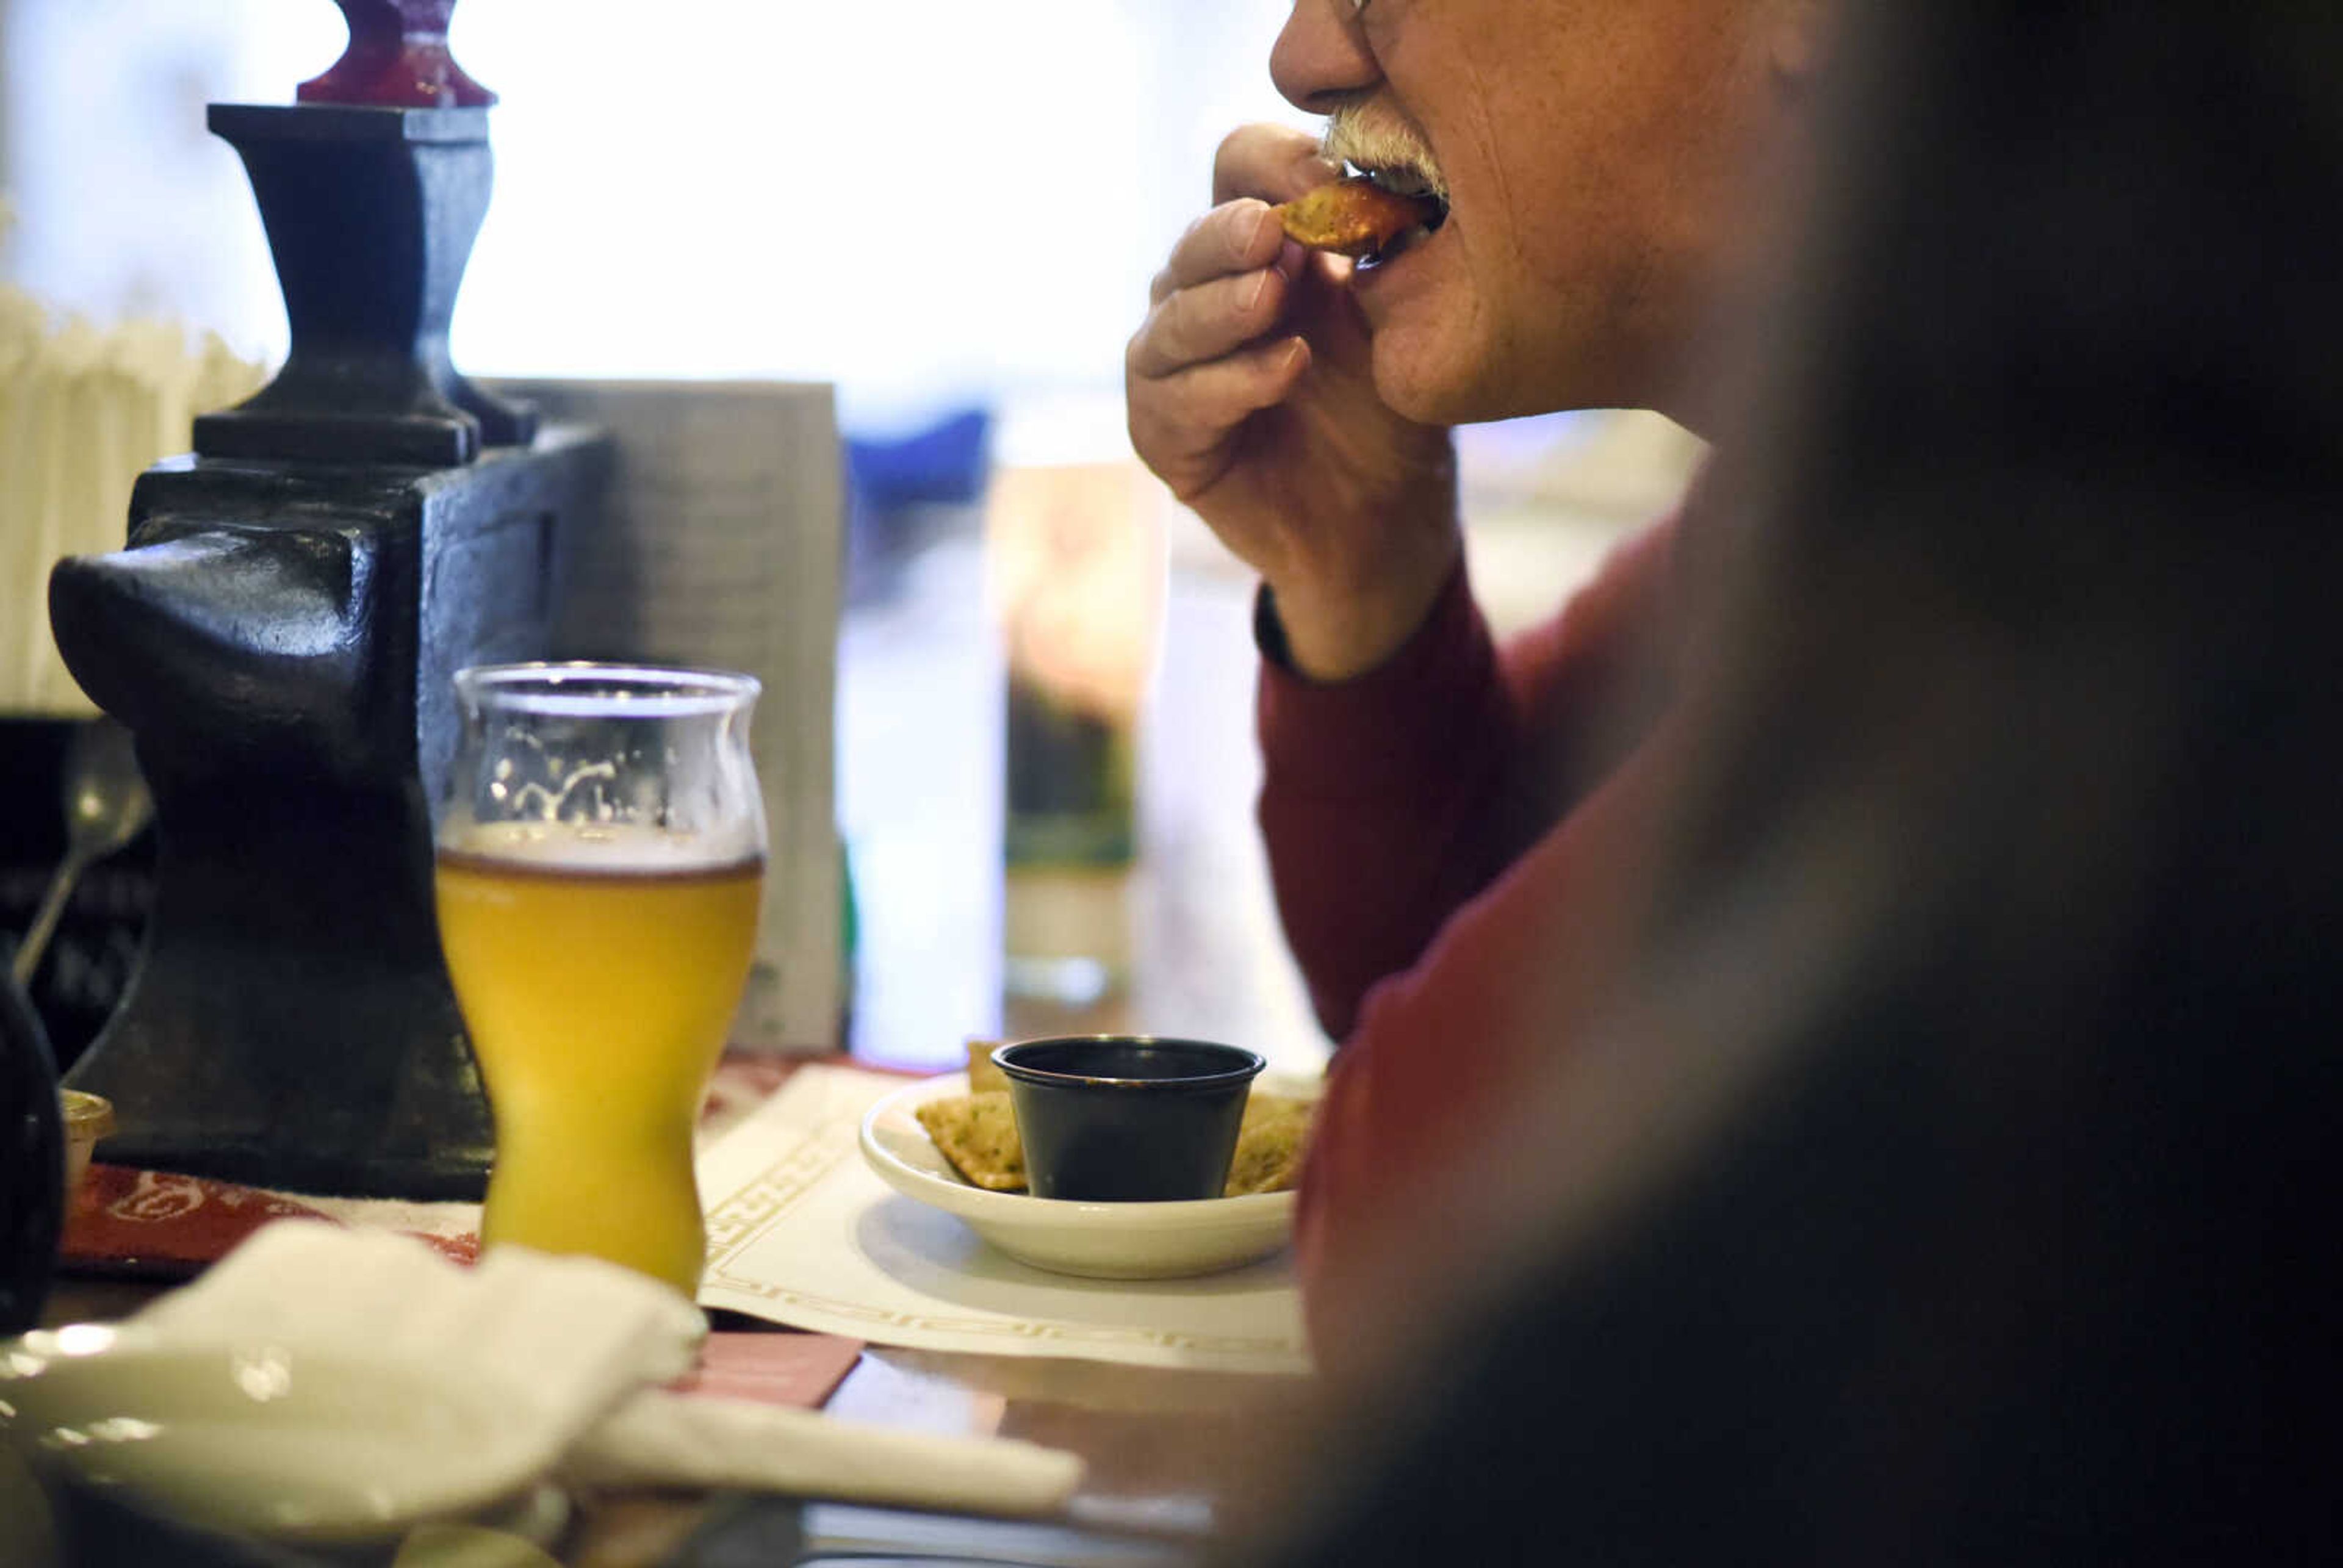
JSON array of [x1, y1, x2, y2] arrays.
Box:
[[1248, 7, 2343, 1563]]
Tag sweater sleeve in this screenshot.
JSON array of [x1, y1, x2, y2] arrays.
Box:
[[1256, 511, 1683, 1041], [1290, 708, 1689, 1364]]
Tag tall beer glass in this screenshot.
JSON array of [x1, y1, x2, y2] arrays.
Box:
[[433, 664, 765, 1297]]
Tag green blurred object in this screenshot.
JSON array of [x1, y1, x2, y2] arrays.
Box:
[[837, 836, 859, 1049], [1002, 677, 1136, 870], [1002, 677, 1137, 1011]]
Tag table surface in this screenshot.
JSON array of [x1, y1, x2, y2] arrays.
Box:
[[32, 532, 1336, 1564]]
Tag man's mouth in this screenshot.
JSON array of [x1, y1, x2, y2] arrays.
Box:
[[1349, 162, 1449, 268]]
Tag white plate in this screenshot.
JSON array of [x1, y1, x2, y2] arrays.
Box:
[[857, 1072, 1311, 1280], [0, 1324, 555, 1543]]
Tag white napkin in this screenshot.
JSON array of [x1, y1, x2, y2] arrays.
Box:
[[566, 1392, 1084, 1516], [135, 1223, 705, 1449], [124, 1221, 1084, 1525]]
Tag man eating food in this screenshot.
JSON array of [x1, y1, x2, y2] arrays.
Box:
[[1124, 0, 1829, 1363]]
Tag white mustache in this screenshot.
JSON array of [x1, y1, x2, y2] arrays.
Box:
[[1320, 106, 1449, 204]]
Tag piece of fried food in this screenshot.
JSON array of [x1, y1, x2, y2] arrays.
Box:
[[964, 1037, 1008, 1095], [1223, 1093, 1316, 1197], [1273, 176, 1441, 259], [915, 1090, 1028, 1191], [915, 1087, 1317, 1197]]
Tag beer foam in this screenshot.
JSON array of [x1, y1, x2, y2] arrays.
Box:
[[437, 818, 761, 872]]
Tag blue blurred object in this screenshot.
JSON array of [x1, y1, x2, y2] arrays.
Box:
[[841, 406, 992, 603], [844, 406, 992, 512]]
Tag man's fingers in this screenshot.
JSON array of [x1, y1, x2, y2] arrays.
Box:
[[1128, 265, 1292, 380], [1211, 123, 1343, 207], [1128, 337, 1312, 489], [1151, 200, 1286, 304], [1143, 124, 1337, 309]]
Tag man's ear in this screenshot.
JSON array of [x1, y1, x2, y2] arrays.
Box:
[[1770, 0, 1831, 88]]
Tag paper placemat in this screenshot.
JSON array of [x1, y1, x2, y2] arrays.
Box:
[[694, 1065, 1312, 1376]]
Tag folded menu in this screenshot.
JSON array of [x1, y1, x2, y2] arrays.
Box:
[[694, 1065, 1313, 1376], [486, 377, 846, 1059]]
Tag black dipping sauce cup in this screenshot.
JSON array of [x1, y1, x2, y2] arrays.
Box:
[[993, 1037, 1267, 1201]]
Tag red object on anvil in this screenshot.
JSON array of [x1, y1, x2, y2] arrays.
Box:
[[298, 0, 497, 109]]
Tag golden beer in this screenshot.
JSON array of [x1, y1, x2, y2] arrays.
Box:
[[436, 823, 763, 1296]]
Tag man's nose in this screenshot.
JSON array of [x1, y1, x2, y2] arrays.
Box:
[[1271, 0, 1379, 114]]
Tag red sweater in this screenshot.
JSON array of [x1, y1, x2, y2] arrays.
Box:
[[1256, 505, 1696, 1352]]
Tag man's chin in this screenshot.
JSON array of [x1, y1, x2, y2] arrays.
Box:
[[1370, 335, 1543, 428]]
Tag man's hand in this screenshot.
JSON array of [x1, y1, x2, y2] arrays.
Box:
[[1127, 125, 1460, 682]]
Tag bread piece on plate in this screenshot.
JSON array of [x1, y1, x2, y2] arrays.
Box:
[[915, 1091, 1028, 1191], [1222, 1093, 1317, 1196], [915, 1082, 1318, 1198], [964, 1037, 1008, 1095]]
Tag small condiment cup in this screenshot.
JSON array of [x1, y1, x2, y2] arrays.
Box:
[[60, 1090, 115, 1201], [992, 1037, 1265, 1202]]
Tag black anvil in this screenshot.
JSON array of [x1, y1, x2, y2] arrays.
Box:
[[48, 2, 611, 1198]]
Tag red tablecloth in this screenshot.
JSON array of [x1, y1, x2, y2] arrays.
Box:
[[54, 1052, 888, 1411]]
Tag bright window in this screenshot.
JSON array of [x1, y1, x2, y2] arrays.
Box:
[[1, 0, 1301, 431]]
